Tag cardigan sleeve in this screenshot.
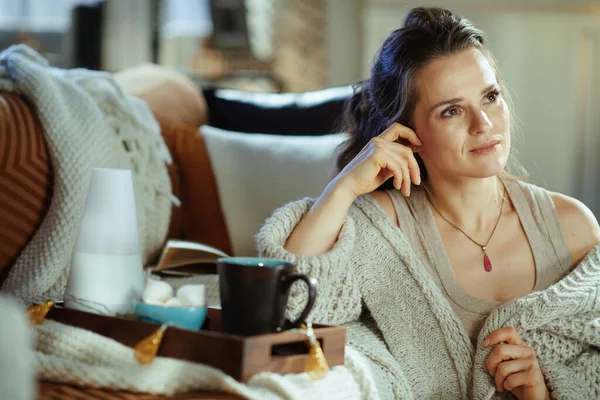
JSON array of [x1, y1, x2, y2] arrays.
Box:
[[255, 198, 362, 325]]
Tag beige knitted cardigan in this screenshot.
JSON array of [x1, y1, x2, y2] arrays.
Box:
[[256, 195, 600, 400], [0, 45, 173, 305]]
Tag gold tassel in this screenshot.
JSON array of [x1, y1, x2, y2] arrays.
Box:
[[306, 340, 329, 380], [27, 300, 55, 326], [302, 322, 329, 380], [134, 324, 167, 364]]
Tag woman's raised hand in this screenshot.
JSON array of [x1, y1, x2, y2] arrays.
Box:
[[334, 123, 422, 198]]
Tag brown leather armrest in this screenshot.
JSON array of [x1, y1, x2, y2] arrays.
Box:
[[162, 124, 231, 255]]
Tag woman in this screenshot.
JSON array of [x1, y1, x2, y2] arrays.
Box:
[[257, 7, 600, 400]]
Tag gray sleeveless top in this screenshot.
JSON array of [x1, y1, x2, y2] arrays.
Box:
[[387, 179, 572, 345]]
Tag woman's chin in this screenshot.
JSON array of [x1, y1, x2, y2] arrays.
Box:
[[466, 150, 510, 178], [470, 161, 508, 178]]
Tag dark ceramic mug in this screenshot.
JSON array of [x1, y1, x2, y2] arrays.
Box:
[[217, 257, 317, 336]]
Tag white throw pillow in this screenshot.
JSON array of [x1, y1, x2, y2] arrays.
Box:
[[201, 126, 347, 256]]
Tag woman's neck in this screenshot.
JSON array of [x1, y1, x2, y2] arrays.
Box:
[[423, 175, 505, 233]]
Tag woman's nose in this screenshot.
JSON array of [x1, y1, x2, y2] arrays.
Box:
[[470, 109, 493, 135]]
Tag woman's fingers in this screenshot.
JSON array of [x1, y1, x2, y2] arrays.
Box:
[[390, 159, 406, 192], [408, 155, 421, 186], [494, 358, 530, 392], [502, 369, 543, 392], [486, 343, 535, 378], [484, 326, 524, 347], [380, 146, 411, 194], [400, 162, 411, 196], [389, 141, 421, 185], [376, 150, 404, 191], [379, 122, 423, 147]]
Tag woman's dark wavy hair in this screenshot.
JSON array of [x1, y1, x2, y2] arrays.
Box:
[[336, 7, 521, 190]]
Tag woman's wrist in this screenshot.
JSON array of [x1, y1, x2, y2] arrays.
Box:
[[324, 177, 358, 207]]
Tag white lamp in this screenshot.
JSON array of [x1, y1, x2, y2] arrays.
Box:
[[64, 168, 144, 315]]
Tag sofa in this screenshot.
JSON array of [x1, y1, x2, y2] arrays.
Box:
[[0, 63, 353, 283], [0, 63, 353, 398]]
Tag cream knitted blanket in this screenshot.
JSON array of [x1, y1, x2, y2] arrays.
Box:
[[257, 196, 600, 400], [0, 45, 173, 305], [0, 296, 35, 400], [34, 319, 379, 399]]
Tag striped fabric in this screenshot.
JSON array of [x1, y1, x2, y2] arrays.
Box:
[[38, 383, 242, 399], [0, 91, 53, 287]]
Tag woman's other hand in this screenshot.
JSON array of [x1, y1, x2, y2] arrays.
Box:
[[484, 326, 550, 400]]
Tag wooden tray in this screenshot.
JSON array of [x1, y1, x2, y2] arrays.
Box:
[[46, 306, 346, 382]]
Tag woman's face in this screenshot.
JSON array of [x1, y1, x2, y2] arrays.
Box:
[[412, 48, 511, 181]]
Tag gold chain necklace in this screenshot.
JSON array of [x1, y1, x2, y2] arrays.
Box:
[[423, 184, 505, 272]]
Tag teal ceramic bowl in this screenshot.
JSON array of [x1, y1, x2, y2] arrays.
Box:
[[133, 301, 208, 331]]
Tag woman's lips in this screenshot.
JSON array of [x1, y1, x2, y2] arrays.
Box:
[[470, 139, 501, 154]]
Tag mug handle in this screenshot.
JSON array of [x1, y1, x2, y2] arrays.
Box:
[[279, 274, 317, 329]]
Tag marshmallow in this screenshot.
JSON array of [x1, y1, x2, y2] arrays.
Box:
[[164, 297, 184, 307], [176, 284, 205, 306], [142, 298, 167, 306], [142, 279, 173, 305]]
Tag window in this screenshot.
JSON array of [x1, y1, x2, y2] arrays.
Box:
[[0, 0, 97, 32]]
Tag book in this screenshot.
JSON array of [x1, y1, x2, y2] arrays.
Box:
[[150, 240, 229, 276]]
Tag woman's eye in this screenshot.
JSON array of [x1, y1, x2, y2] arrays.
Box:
[[442, 107, 460, 118], [485, 90, 501, 103]]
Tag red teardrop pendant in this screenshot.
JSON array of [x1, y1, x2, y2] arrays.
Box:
[[483, 253, 492, 272]]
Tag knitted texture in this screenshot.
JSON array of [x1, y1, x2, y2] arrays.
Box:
[[34, 319, 379, 400], [256, 196, 600, 400], [0, 45, 173, 305]]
